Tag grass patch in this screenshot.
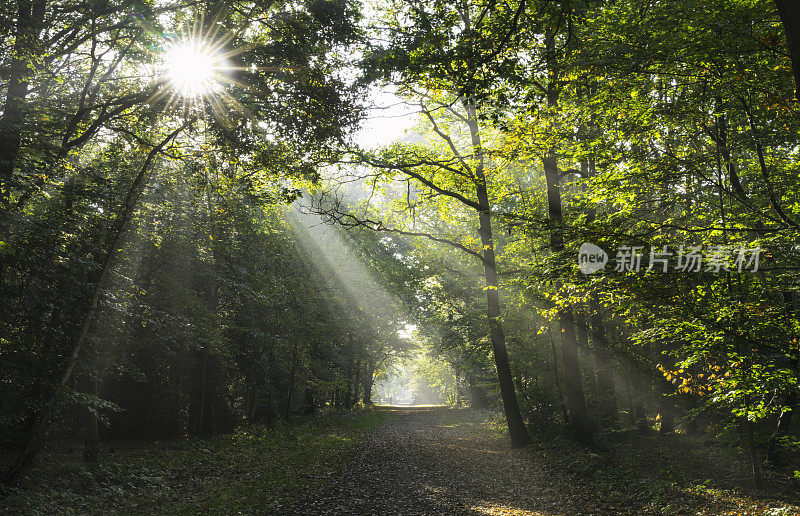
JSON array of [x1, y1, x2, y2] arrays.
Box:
[[1, 409, 393, 515]]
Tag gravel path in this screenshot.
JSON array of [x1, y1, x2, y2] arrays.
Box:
[[288, 407, 595, 515]]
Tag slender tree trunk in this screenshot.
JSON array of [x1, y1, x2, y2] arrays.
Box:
[[634, 396, 649, 433], [659, 407, 675, 435], [589, 297, 617, 424], [559, 307, 592, 440], [352, 359, 361, 408], [79, 374, 99, 462], [468, 372, 489, 409], [550, 335, 569, 424], [0, 0, 45, 207], [747, 419, 763, 489], [265, 377, 274, 423], [363, 361, 375, 405], [768, 390, 797, 465], [465, 99, 529, 448], [776, 0, 800, 98], [769, 293, 799, 465], [344, 350, 353, 409], [542, 33, 592, 441], [303, 387, 316, 416], [197, 347, 210, 434], [286, 344, 298, 419], [247, 384, 257, 426], [574, 313, 597, 397]]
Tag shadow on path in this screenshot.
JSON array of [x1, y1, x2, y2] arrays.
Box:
[[289, 407, 583, 515]]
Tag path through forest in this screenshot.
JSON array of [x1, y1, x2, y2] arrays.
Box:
[[288, 407, 800, 515], [5, 407, 798, 514], [290, 406, 570, 515]]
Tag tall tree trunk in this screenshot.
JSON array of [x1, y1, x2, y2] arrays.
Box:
[[747, 419, 763, 489], [468, 372, 489, 409], [776, 0, 800, 98], [197, 347, 210, 434], [79, 374, 99, 462], [769, 293, 800, 465], [465, 99, 530, 448], [247, 384, 257, 426], [352, 359, 361, 408], [559, 307, 592, 440], [542, 33, 592, 442], [550, 334, 569, 424], [0, 0, 45, 207], [767, 390, 798, 465], [286, 344, 298, 419], [589, 297, 617, 424], [303, 386, 316, 416], [344, 342, 353, 409], [659, 407, 675, 435], [363, 361, 375, 405], [574, 313, 597, 397]]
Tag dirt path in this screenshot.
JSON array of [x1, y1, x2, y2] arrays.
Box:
[[288, 407, 597, 515]]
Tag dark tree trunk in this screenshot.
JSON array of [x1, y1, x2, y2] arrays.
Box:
[[542, 33, 592, 441], [544, 146, 592, 441], [768, 390, 798, 466], [776, 0, 800, 98], [559, 308, 592, 441], [468, 372, 489, 409], [343, 364, 353, 409], [634, 399, 648, 433], [197, 347, 210, 434], [352, 359, 361, 408], [574, 313, 597, 397], [302, 387, 316, 416], [746, 419, 763, 489], [363, 362, 375, 405], [465, 100, 530, 448], [285, 344, 298, 420], [589, 297, 617, 424], [659, 409, 675, 435], [0, 0, 45, 207], [550, 335, 569, 424], [247, 385, 257, 426], [79, 375, 99, 462]]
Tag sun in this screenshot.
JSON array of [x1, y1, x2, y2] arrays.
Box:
[[163, 39, 223, 97]]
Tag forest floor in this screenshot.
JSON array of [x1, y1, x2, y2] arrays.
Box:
[[2, 407, 800, 515], [289, 407, 800, 515]]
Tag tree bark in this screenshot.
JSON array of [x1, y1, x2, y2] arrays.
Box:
[[542, 32, 592, 441], [574, 313, 597, 396], [0, 0, 45, 207], [81, 375, 99, 462], [589, 297, 617, 424], [468, 372, 489, 409], [303, 387, 317, 416], [197, 346, 210, 434], [465, 99, 530, 448], [776, 0, 800, 99], [363, 361, 375, 405], [285, 343, 298, 419], [559, 307, 592, 440], [659, 407, 675, 435]]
